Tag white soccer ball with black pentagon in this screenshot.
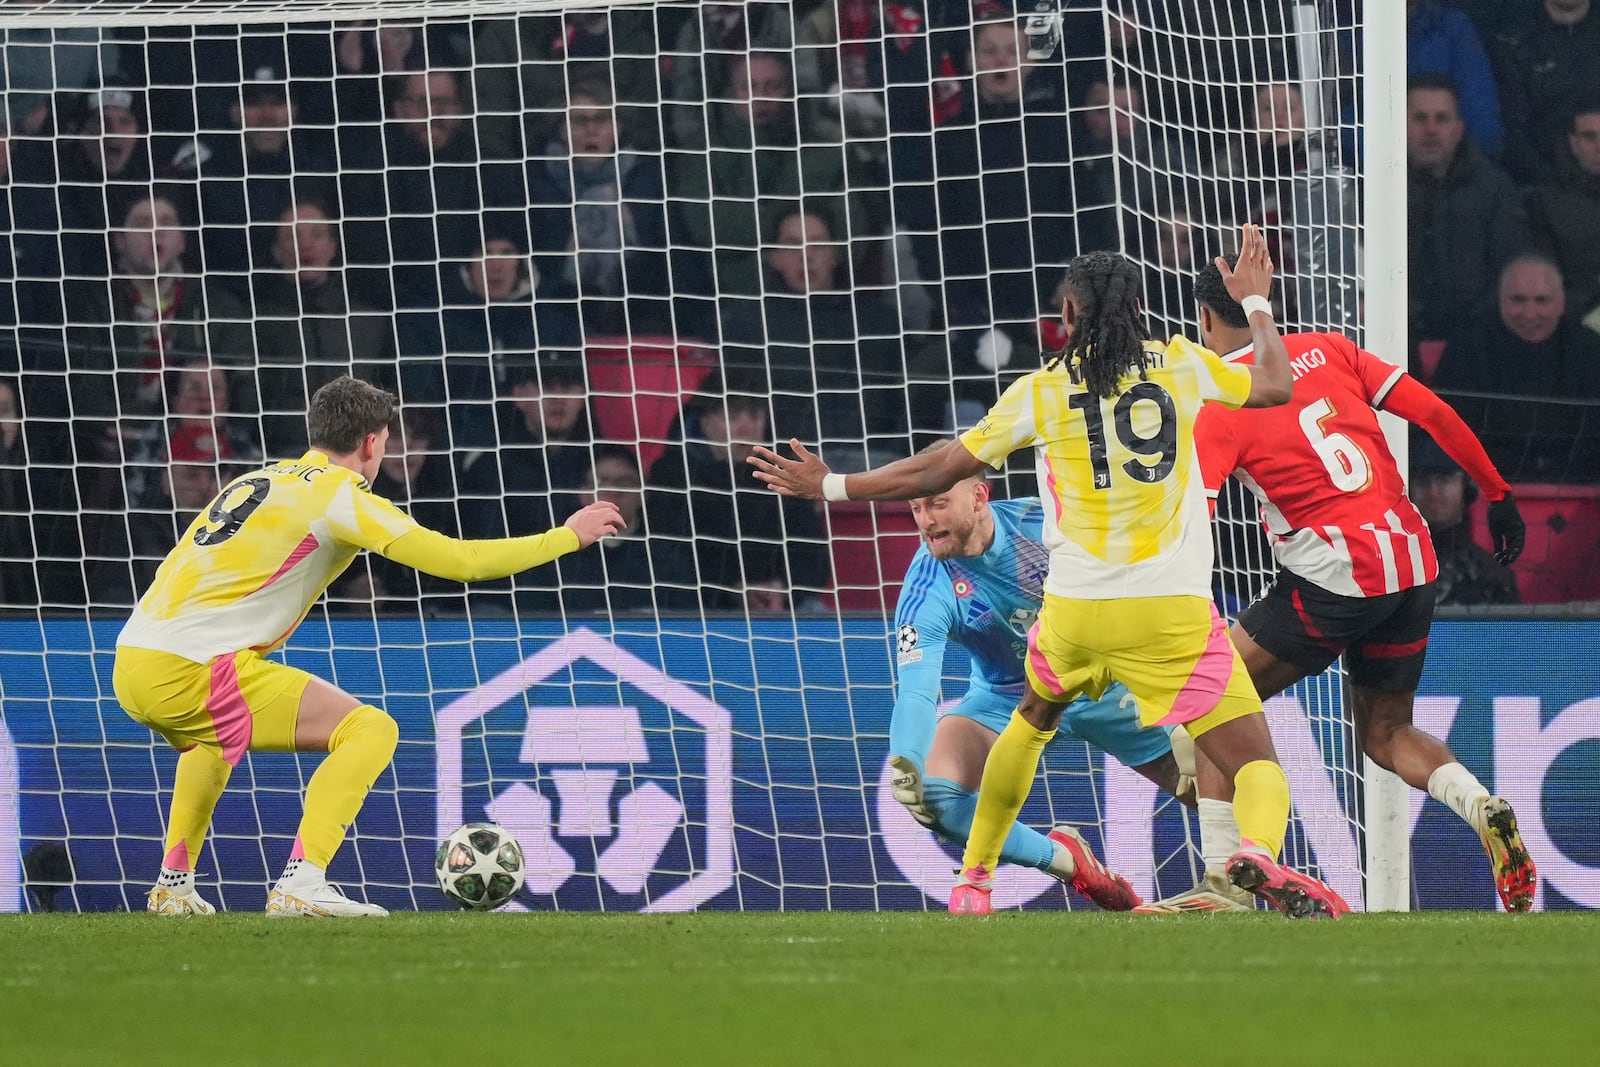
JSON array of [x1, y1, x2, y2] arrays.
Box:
[[435, 822, 525, 911]]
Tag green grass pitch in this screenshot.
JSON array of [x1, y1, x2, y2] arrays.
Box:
[[2, 912, 1595, 1065]]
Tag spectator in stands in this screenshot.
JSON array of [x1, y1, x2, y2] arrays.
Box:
[[1492, 0, 1600, 184], [1251, 81, 1318, 169], [793, 0, 931, 151], [529, 78, 673, 336], [543, 445, 698, 615], [250, 198, 395, 458], [664, 3, 794, 151], [493, 357, 594, 481], [473, 9, 664, 159], [55, 86, 156, 277], [1437, 254, 1600, 395], [125, 359, 260, 509], [669, 50, 866, 300], [1220, 81, 1321, 230], [342, 67, 516, 308], [1407, 74, 1529, 351], [1409, 0, 1504, 159], [1527, 98, 1600, 326], [456, 356, 595, 540], [397, 222, 583, 450], [1410, 440, 1520, 607], [1059, 75, 1166, 281], [363, 407, 464, 612], [98, 453, 225, 606], [901, 17, 1078, 340], [1220, 80, 1359, 329], [1144, 207, 1202, 343], [719, 206, 903, 461], [325, 18, 469, 127], [165, 58, 337, 287], [0, 370, 92, 608], [64, 192, 253, 463], [1435, 254, 1600, 480], [0, 376, 36, 606], [2, 9, 124, 135], [647, 377, 830, 612], [0, 112, 13, 348]]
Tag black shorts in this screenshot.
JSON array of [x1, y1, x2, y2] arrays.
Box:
[[1237, 570, 1437, 692]]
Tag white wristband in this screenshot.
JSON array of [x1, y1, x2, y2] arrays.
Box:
[[821, 473, 850, 502], [1240, 295, 1274, 320]]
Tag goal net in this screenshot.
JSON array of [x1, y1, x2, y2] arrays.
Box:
[[0, 0, 1394, 913]]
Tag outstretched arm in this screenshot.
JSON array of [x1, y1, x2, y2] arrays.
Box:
[[336, 494, 624, 583], [1379, 374, 1525, 564], [749, 438, 989, 502], [1380, 375, 1510, 500], [380, 525, 579, 584]]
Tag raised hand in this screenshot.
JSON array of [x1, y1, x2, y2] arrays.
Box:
[[564, 500, 625, 547], [748, 439, 830, 499], [1217, 222, 1275, 306]]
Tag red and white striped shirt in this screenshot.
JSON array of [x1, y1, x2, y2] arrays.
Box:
[[1196, 332, 1439, 598]]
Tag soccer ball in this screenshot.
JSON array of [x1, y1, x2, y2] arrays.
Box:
[[435, 823, 526, 911]]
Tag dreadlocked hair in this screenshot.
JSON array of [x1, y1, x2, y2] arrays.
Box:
[[1062, 251, 1154, 399]]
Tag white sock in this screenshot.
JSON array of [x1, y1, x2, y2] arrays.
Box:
[[275, 858, 326, 892], [1198, 799, 1241, 879], [1427, 762, 1490, 834], [157, 865, 194, 891]]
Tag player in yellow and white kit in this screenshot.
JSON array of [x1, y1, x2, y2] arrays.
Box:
[[116, 377, 622, 916], [752, 225, 1348, 918]]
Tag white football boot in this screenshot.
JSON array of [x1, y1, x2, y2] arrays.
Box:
[[265, 881, 388, 918], [1131, 871, 1256, 914], [147, 885, 218, 915]]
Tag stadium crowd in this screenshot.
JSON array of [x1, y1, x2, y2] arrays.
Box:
[[0, 0, 1596, 614]]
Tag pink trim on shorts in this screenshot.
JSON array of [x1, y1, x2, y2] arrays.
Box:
[[1026, 622, 1066, 697], [255, 532, 319, 594], [207, 655, 254, 766], [1154, 604, 1235, 727], [163, 840, 191, 872]]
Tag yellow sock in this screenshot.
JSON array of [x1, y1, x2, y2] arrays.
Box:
[[1233, 759, 1290, 859], [293, 705, 399, 868], [162, 746, 232, 871], [960, 710, 1056, 873]]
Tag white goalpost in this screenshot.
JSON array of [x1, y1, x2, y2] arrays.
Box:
[[0, 0, 1404, 913], [1355, 0, 1412, 913]]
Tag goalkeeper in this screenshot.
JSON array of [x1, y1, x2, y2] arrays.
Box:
[[889, 459, 1195, 911], [114, 376, 622, 917]]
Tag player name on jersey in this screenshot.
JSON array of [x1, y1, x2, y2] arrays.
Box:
[[1198, 333, 1439, 598]]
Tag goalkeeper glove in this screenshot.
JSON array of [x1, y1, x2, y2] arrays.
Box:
[[888, 755, 938, 828], [1486, 493, 1526, 565]]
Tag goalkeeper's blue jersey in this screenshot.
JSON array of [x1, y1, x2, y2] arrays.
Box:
[[891, 496, 1050, 718]]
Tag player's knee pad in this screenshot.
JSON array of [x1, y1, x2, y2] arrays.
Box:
[[888, 755, 938, 828], [331, 703, 399, 758]]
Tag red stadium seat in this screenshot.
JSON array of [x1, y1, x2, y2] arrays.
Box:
[[1416, 340, 1446, 384], [823, 501, 925, 612], [1469, 483, 1600, 604], [585, 337, 717, 474]]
